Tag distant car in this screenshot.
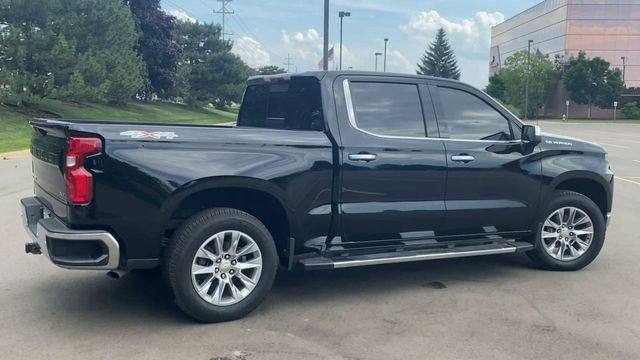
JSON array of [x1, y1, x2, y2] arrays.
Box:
[[21, 71, 613, 322]]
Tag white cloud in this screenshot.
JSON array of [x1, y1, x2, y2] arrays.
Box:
[[387, 49, 414, 74], [332, 0, 415, 15], [403, 10, 504, 54], [168, 9, 197, 23], [233, 36, 271, 67], [281, 28, 324, 68]]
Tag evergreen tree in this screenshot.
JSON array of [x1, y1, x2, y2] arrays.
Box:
[[174, 21, 253, 107], [0, 0, 144, 105], [417, 28, 460, 80]]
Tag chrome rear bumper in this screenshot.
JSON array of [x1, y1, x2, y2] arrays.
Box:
[[20, 197, 120, 270]]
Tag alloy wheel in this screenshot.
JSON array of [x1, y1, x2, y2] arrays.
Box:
[[541, 206, 594, 261], [191, 230, 263, 306]]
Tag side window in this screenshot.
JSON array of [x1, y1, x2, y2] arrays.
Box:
[[436, 87, 512, 141], [348, 81, 426, 137]]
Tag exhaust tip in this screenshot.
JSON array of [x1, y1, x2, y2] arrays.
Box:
[[106, 270, 128, 280]]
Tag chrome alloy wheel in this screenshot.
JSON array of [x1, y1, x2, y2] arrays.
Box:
[[191, 230, 263, 306], [541, 207, 594, 261]]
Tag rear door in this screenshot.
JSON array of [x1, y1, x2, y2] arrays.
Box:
[[332, 75, 447, 250], [430, 81, 542, 239]]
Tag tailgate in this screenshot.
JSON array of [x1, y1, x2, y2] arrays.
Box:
[[30, 120, 69, 218]]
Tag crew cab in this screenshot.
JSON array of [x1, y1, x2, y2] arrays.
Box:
[[21, 71, 614, 322]]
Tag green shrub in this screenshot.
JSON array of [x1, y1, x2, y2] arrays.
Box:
[[623, 101, 640, 119]]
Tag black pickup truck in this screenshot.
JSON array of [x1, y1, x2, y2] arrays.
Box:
[[21, 71, 613, 322]]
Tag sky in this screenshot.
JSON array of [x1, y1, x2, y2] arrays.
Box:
[[161, 0, 541, 88]]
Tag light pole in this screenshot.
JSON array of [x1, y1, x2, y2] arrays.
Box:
[[621, 56, 626, 83], [383, 38, 389, 72], [524, 39, 533, 120], [374, 52, 382, 72], [322, 0, 329, 71], [338, 11, 351, 70]]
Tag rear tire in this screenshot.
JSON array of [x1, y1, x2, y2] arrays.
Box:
[[164, 208, 278, 323], [527, 190, 605, 271]]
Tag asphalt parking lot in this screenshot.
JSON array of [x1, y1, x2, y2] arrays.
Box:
[[1, 122, 639, 360]]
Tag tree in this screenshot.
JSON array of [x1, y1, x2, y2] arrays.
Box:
[[564, 51, 625, 118], [416, 28, 460, 80], [0, 0, 144, 105], [174, 21, 252, 107], [124, 0, 182, 100], [498, 50, 559, 117], [256, 65, 286, 75], [485, 73, 505, 102]]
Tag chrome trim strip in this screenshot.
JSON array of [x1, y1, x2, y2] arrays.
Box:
[[340, 78, 523, 144], [332, 245, 516, 269], [606, 212, 612, 228], [342, 79, 356, 128]]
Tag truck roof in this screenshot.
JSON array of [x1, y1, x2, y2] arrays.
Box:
[[247, 70, 465, 86]]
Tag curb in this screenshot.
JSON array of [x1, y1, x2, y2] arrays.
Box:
[[1, 149, 30, 160]]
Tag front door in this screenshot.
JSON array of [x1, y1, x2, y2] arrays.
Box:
[[332, 76, 447, 250], [430, 82, 542, 239]]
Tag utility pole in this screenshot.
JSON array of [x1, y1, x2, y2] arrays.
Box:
[[374, 52, 382, 72], [383, 38, 389, 72], [284, 54, 294, 72], [323, 0, 329, 71], [524, 39, 533, 121], [338, 11, 351, 70], [214, 0, 234, 41], [621, 56, 626, 83]]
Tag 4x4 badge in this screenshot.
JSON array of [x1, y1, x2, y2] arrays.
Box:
[[119, 130, 179, 140]]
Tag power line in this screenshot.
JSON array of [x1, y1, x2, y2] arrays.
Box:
[[230, 14, 284, 59], [164, 0, 206, 22], [214, 0, 234, 41]]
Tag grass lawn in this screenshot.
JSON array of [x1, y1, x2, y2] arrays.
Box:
[[0, 99, 237, 153]]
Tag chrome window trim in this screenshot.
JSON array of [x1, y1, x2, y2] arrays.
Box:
[[342, 78, 524, 144]]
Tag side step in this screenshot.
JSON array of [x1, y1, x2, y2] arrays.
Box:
[[299, 241, 534, 270]]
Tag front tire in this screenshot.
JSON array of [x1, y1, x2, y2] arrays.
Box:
[[527, 191, 606, 271], [164, 208, 278, 323]]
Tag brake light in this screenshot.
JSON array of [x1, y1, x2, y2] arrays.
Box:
[[65, 137, 102, 204]]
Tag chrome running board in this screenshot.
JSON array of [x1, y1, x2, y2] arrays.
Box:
[[299, 241, 533, 270]]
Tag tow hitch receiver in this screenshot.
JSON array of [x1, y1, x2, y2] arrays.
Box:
[[25, 242, 42, 255]]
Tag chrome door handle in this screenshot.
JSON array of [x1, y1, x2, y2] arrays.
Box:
[[451, 155, 475, 163], [348, 153, 377, 162]]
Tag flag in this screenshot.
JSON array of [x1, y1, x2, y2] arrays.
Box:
[[317, 47, 335, 70]]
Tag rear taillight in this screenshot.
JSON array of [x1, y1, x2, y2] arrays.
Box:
[[65, 137, 102, 204]]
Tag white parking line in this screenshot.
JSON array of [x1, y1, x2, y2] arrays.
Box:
[[604, 139, 640, 145], [616, 177, 640, 186], [598, 142, 631, 149], [634, 160, 640, 164]]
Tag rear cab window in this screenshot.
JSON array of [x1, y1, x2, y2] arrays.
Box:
[[238, 77, 324, 131], [346, 81, 427, 138]]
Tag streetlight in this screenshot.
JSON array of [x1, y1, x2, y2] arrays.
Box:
[[338, 11, 351, 70], [524, 39, 533, 120], [322, 0, 329, 71], [374, 52, 382, 72], [383, 38, 389, 72], [621, 56, 626, 83]]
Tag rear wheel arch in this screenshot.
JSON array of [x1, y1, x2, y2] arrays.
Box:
[[163, 179, 295, 265]]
